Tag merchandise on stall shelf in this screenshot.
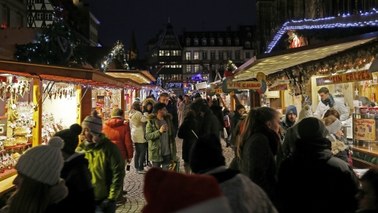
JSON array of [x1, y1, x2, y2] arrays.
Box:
[[42, 112, 64, 144]]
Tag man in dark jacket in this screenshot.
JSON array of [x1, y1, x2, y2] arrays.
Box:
[[277, 117, 359, 213], [190, 99, 220, 138], [159, 93, 178, 137]]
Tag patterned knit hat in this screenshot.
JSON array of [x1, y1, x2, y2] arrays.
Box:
[[82, 110, 103, 134], [15, 137, 64, 186]]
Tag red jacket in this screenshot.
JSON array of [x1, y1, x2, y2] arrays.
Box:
[[103, 118, 134, 160]]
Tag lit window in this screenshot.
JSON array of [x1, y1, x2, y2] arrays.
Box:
[[194, 65, 200, 72], [193, 51, 200, 60], [185, 51, 191, 60], [164, 50, 170, 56], [159, 50, 164, 56], [186, 65, 192, 73]]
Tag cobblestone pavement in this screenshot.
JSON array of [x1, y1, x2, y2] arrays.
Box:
[[116, 138, 235, 213]]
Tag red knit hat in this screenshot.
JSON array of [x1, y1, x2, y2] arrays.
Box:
[[143, 168, 230, 213]]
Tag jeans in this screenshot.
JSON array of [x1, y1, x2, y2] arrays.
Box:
[[152, 155, 171, 170], [134, 143, 148, 171]]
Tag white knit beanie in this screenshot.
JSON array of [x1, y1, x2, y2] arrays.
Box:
[[15, 137, 64, 186], [82, 111, 103, 134]]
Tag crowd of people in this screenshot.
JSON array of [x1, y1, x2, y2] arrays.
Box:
[[0, 90, 377, 213]]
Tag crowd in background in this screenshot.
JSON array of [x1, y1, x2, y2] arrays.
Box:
[[0, 90, 377, 213]]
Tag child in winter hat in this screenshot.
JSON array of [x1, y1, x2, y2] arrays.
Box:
[[15, 136, 65, 186], [143, 168, 232, 213]]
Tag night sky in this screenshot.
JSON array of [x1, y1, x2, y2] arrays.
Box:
[[89, 0, 256, 57]]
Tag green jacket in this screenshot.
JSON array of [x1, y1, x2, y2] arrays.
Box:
[[145, 114, 177, 162], [77, 135, 125, 201]]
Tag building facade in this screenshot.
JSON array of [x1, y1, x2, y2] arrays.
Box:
[[147, 24, 255, 92], [0, 0, 27, 29]]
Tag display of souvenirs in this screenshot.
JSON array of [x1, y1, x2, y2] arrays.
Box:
[[42, 112, 64, 144]]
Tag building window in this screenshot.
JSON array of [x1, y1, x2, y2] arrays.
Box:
[[186, 38, 191, 46], [227, 51, 232, 59], [235, 38, 240, 46], [210, 51, 215, 60], [245, 51, 251, 59], [226, 38, 232, 45], [171, 50, 180, 56], [202, 38, 207, 46], [185, 51, 191, 60], [193, 51, 200, 60], [159, 50, 164, 56], [164, 50, 170, 56], [235, 50, 241, 60], [223, 51, 228, 60], [194, 38, 199, 46], [210, 38, 215, 46], [186, 65, 192, 73], [245, 41, 251, 48], [194, 65, 200, 72], [202, 51, 208, 60], [218, 38, 223, 46], [247, 32, 252, 38]]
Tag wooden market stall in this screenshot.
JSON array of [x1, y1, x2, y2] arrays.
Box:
[[0, 60, 124, 195]]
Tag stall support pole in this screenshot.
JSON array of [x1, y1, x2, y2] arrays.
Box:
[[121, 89, 125, 112], [32, 78, 42, 146], [80, 87, 92, 122], [76, 85, 82, 124], [249, 90, 261, 108], [280, 90, 285, 109]]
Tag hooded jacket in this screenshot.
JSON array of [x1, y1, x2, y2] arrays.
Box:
[[103, 117, 134, 160], [77, 135, 125, 202], [145, 113, 177, 162], [278, 137, 359, 213], [129, 109, 147, 143]]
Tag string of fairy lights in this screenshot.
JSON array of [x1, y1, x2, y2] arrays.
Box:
[[266, 9, 378, 53], [100, 41, 130, 72]]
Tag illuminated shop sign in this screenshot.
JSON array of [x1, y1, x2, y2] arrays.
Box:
[[316, 70, 372, 86], [227, 80, 261, 90]]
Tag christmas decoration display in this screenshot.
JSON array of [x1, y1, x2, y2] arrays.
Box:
[[266, 9, 378, 53], [100, 41, 129, 72], [266, 41, 378, 96]]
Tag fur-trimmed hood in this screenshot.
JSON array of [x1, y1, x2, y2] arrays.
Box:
[[146, 112, 172, 121]]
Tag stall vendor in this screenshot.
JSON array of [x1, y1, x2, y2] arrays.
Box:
[[314, 87, 350, 121]]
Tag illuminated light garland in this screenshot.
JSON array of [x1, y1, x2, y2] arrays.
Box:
[[100, 41, 129, 72], [266, 9, 378, 53]]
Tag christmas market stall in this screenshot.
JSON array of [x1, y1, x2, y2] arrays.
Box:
[[235, 31, 378, 168], [105, 69, 156, 111], [0, 60, 124, 195]]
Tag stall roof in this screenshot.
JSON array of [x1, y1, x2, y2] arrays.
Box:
[[0, 60, 125, 87], [105, 69, 156, 85], [234, 32, 378, 81]]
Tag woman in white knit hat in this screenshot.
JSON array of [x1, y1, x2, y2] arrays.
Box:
[[0, 137, 68, 213]]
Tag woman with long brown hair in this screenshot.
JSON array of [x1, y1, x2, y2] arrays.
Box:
[[233, 107, 281, 203]]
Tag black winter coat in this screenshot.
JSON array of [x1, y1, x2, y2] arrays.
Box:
[[178, 113, 199, 163], [55, 153, 96, 213], [277, 138, 359, 213]]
